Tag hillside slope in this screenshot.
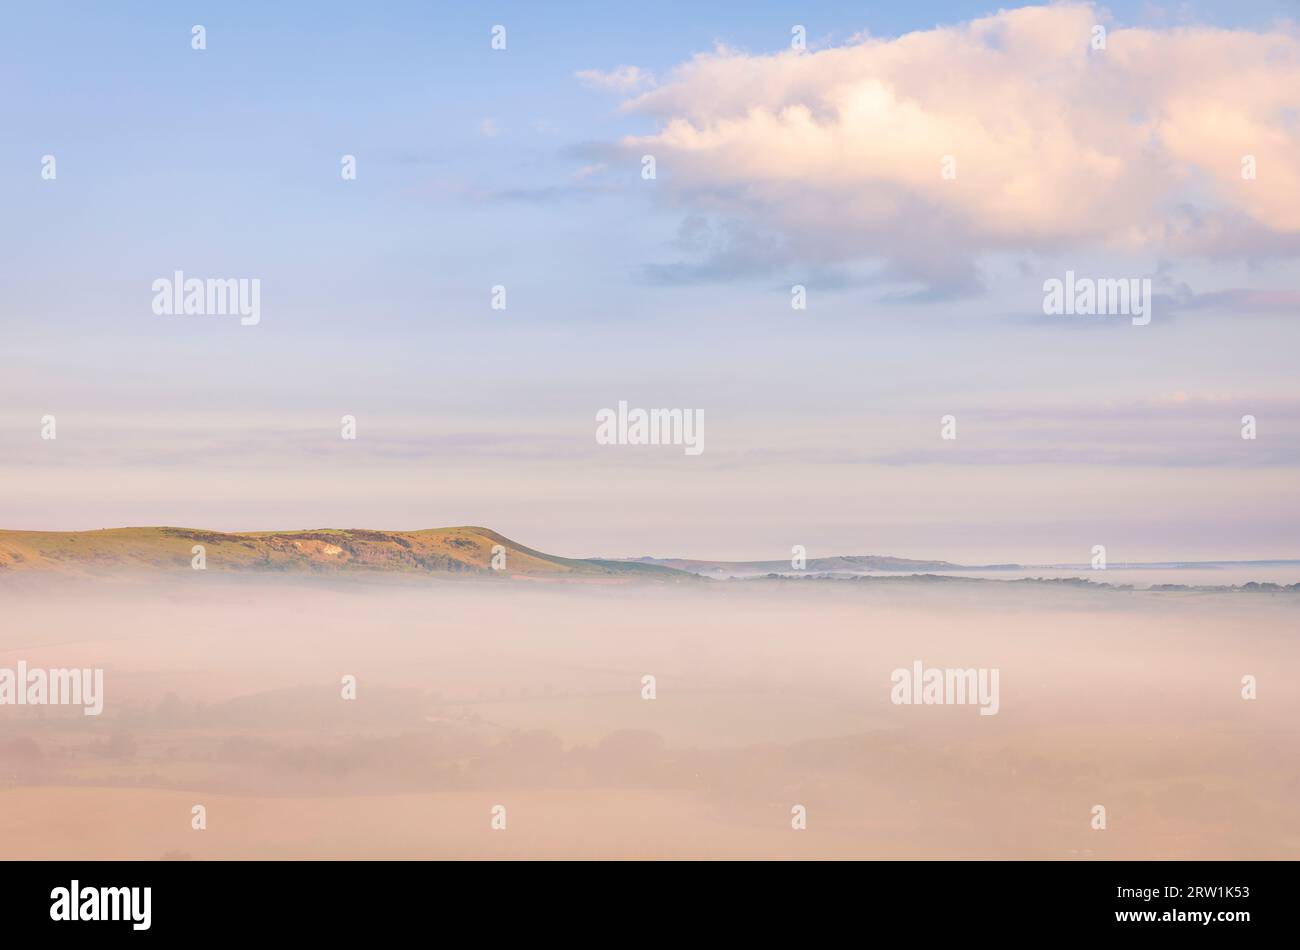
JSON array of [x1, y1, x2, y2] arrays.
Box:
[[0, 526, 691, 581]]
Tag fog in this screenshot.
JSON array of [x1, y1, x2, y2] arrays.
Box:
[[2, 573, 1296, 858]]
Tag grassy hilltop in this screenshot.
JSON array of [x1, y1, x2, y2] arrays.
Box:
[[0, 526, 690, 581]]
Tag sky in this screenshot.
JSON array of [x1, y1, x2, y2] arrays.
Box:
[[2, 1, 1299, 563]]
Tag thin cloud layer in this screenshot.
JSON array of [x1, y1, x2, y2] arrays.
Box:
[[576, 65, 655, 92], [615, 3, 1300, 293]]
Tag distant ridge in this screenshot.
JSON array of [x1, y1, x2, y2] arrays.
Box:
[[625, 554, 1023, 577], [0, 526, 692, 581], [625, 555, 1300, 579]]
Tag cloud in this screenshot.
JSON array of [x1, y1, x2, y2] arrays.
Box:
[[478, 118, 501, 138], [576, 65, 654, 93], [610, 3, 1300, 294], [726, 397, 1300, 469], [1163, 287, 1300, 316]]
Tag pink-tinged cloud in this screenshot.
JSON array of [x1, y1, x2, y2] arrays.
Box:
[[576, 65, 655, 93], [615, 3, 1300, 292]]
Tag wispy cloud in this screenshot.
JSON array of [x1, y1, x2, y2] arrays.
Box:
[[576, 65, 654, 93]]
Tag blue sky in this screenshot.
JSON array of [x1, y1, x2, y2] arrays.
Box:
[[2, 2, 1299, 561]]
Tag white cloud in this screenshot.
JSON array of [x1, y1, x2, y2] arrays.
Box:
[[612, 3, 1300, 291], [574, 162, 607, 181], [576, 65, 654, 93]]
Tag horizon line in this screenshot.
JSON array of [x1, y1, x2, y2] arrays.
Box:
[[2, 524, 1297, 569]]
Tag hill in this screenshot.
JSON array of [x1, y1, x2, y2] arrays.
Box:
[[0, 526, 692, 581]]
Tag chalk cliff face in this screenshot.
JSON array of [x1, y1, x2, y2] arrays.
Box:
[[0, 526, 691, 581]]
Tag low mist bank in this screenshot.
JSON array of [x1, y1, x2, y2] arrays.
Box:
[[2, 575, 1296, 858]]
